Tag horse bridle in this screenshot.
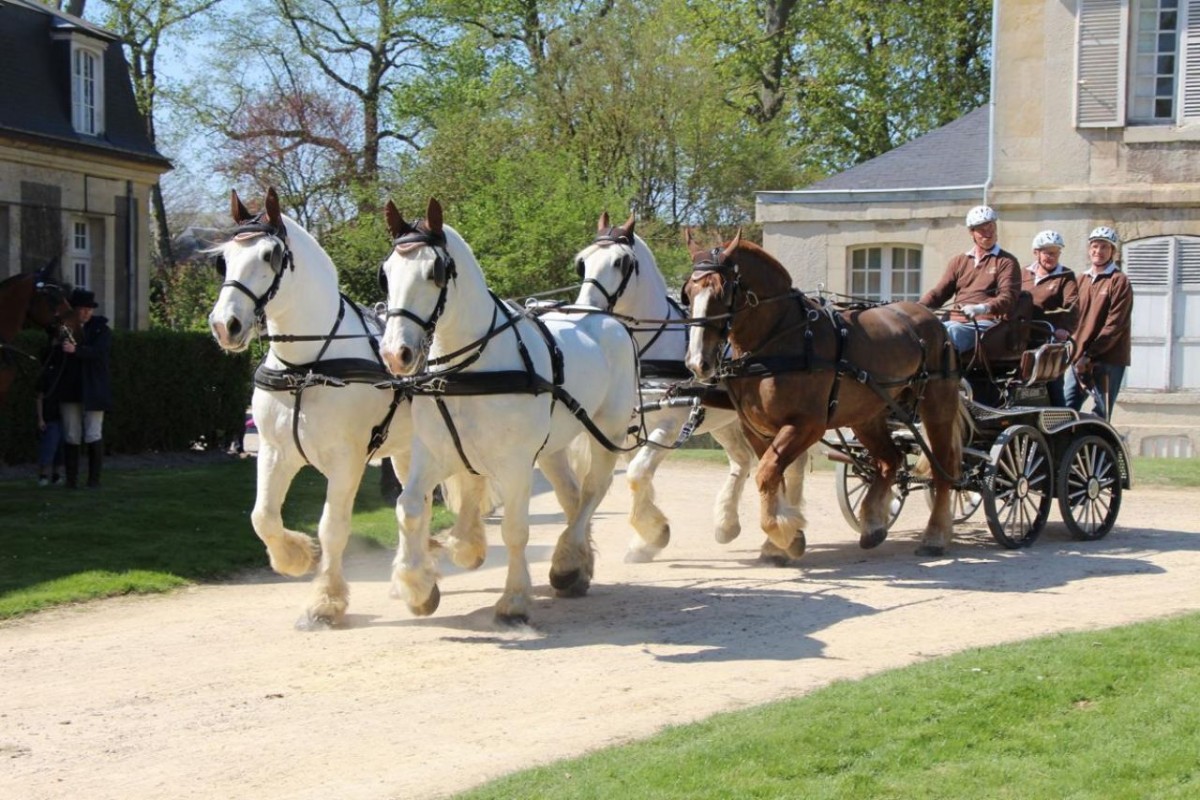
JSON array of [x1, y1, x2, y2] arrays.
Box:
[[215, 215, 295, 330], [376, 225, 458, 335], [686, 247, 745, 339], [575, 228, 639, 311]]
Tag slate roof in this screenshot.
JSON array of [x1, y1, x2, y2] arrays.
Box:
[[801, 105, 989, 192], [0, 0, 171, 169]]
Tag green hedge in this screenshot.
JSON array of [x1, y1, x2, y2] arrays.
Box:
[[0, 329, 252, 464]]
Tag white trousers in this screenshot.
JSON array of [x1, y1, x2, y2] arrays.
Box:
[[60, 404, 105, 445]]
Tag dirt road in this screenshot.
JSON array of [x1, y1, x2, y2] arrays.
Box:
[[3, 460, 1199, 800]]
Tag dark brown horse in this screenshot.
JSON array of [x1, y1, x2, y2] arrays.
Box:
[[0, 267, 72, 408], [682, 232, 965, 557]]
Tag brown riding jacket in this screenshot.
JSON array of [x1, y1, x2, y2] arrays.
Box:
[[1073, 264, 1133, 366], [1022, 265, 1079, 334], [919, 246, 1022, 323]]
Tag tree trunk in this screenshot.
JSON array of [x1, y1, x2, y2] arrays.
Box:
[[150, 182, 174, 269]]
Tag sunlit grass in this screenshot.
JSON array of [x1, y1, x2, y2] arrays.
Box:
[[0, 459, 451, 618], [457, 613, 1200, 799]]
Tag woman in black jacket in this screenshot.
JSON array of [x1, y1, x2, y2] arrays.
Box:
[[59, 288, 112, 488]]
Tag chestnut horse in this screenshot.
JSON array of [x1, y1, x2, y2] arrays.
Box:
[[0, 266, 72, 408], [683, 233, 965, 557]]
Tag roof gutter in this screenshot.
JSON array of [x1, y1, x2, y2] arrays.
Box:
[[757, 184, 987, 205]]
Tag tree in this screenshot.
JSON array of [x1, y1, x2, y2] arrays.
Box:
[[95, 0, 225, 268], [689, 0, 992, 175]]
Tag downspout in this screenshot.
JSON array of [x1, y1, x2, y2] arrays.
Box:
[[983, 0, 999, 205], [126, 180, 135, 329]]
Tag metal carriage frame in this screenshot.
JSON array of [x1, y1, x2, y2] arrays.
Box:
[[831, 362, 1133, 550]]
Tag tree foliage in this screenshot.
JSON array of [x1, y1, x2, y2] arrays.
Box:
[[75, 0, 992, 326]]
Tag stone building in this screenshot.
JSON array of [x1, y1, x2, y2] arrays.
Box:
[[0, 0, 171, 330], [757, 0, 1200, 456]]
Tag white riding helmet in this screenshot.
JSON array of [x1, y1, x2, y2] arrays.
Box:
[[1088, 226, 1120, 246], [1032, 230, 1065, 250], [965, 205, 998, 228]]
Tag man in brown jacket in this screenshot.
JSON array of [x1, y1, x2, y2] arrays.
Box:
[[1063, 226, 1133, 420], [919, 205, 1022, 353], [1023, 230, 1079, 406]]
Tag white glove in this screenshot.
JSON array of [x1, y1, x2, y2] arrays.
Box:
[[961, 303, 988, 319]]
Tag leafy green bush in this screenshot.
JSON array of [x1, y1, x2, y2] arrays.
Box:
[[0, 329, 251, 464]]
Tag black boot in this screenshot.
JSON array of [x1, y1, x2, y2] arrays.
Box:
[[86, 440, 104, 488], [64, 444, 81, 489]]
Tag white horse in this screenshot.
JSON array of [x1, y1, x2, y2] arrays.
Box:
[[573, 214, 809, 564], [378, 198, 639, 624], [207, 187, 488, 629]]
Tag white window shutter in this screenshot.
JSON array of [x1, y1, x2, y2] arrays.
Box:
[[1076, 0, 1127, 128], [1181, 0, 1200, 124]]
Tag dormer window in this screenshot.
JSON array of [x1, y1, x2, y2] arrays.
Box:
[[71, 43, 104, 135]]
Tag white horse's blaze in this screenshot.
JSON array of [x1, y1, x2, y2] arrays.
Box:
[[685, 288, 715, 380], [208, 235, 284, 352], [379, 245, 442, 376]]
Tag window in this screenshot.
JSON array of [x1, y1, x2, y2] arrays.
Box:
[[71, 219, 90, 288], [849, 246, 921, 302], [71, 45, 104, 135], [1123, 235, 1200, 390], [1076, 0, 1200, 128], [1130, 0, 1181, 122]]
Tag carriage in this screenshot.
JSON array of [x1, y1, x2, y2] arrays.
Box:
[[830, 299, 1132, 550]]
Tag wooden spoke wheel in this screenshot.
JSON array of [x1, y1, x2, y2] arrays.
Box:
[[982, 425, 1053, 549], [834, 460, 905, 532], [1056, 435, 1122, 541]]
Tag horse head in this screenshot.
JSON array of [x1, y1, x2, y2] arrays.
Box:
[[378, 197, 459, 376], [29, 261, 73, 333], [682, 229, 741, 380], [208, 187, 294, 352], [573, 211, 639, 311]]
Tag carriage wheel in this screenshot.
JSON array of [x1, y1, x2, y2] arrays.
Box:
[[1056, 435, 1123, 541], [834, 460, 905, 532], [982, 425, 1052, 549], [924, 484, 983, 523]]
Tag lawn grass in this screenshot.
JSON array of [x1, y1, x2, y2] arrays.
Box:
[[456, 612, 1200, 799], [0, 459, 451, 618]]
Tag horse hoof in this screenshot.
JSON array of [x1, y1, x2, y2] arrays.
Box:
[[407, 584, 441, 617], [495, 611, 530, 627], [860, 528, 888, 549], [550, 569, 591, 598], [758, 550, 791, 567], [787, 531, 807, 560], [294, 613, 336, 631], [915, 544, 946, 558], [624, 546, 660, 564]]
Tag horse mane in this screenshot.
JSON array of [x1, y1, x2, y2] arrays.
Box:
[[0, 272, 31, 290], [729, 239, 794, 293]]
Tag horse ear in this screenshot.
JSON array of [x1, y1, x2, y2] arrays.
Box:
[[230, 190, 252, 223], [426, 197, 444, 233], [685, 227, 704, 257], [597, 211, 610, 231], [622, 213, 635, 238], [265, 187, 285, 232], [385, 200, 406, 240], [722, 229, 742, 262]]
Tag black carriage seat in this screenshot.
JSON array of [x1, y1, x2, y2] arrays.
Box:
[[959, 292, 1070, 386], [961, 291, 1035, 372]]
